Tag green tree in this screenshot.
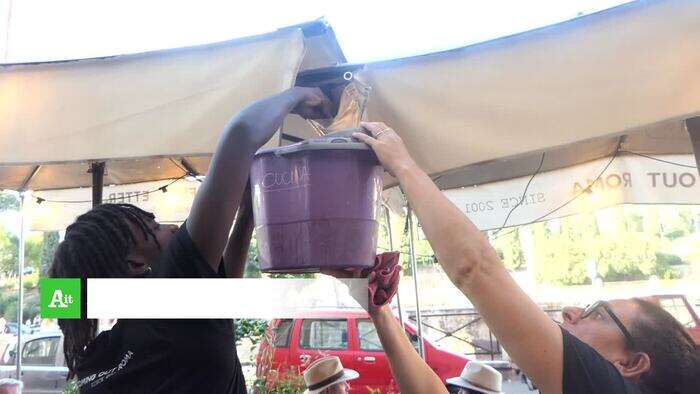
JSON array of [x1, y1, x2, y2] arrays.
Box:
[[63, 380, 79, 394], [0, 228, 43, 276], [0, 288, 41, 323], [0, 192, 19, 211], [1, 294, 18, 323], [397, 217, 435, 275], [23, 290, 40, 321], [526, 206, 691, 285], [243, 236, 262, 278], [678, 209, 696, 234], [0, 227, 18, 276], [493, 229, 525, 271], [654, 252, 684, 279], [25, 233, 43, 273], [41, 231, 60, 277], [534, 214, 599, 285], [596, 233, 657, 281], [234, 319, 267, 345]]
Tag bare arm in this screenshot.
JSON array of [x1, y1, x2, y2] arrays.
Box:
[[324, 257, 445, 394], [355, 122, 564, 394], [370, 305, 448, 394], [186, 87, 331, 270], [222, 182, 254, 278]]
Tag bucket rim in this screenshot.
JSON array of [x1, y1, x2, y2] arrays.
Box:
[[255, 136, 372, 157]]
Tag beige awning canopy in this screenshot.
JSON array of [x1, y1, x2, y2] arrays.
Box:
[[285, 0, 700, 188], [2, 0, 700, 195], [0, 19, 345, 191]]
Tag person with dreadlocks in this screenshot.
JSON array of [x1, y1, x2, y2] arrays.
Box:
[[49, 87, 334, 394]]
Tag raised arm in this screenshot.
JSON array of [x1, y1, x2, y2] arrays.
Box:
[[355, 122, 564, 394], [370, 305, 448, 394], [222, 182, 254, 278], [324, 254, 447, 394], [187, 87, 332, 270]]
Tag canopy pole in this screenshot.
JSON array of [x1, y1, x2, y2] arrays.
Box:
[[686, 117, 700, 172], [383, 204, 404, 330], [16, 191, 26, 380], [406, 204, 425, 359], [90, 162, 106, 207], [2, 0, 12, 61]]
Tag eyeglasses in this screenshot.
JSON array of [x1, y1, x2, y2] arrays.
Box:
[[580, 300, 636, 348]]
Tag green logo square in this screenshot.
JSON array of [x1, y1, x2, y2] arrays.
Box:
[[40, 278, 81, 319]]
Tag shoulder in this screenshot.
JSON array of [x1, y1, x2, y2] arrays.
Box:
[[154, 221, 224, 278], [560, 327, 638, 393], [76, 328, 119, 378]]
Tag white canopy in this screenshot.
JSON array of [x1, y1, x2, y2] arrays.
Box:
[[0, 20, 345, 191], [4, 0, 700, 231], [285, 0, 700, 188]]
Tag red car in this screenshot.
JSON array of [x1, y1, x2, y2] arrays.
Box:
[[256, 309, 469, 393]]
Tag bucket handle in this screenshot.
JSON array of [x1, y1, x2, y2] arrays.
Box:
[[273, 129, 371, 157]]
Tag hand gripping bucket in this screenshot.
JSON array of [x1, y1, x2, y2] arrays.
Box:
[[251, 136, 384, 273]]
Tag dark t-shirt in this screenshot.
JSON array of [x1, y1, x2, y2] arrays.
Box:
[[75, 223, 246, 394], [562, 327, 641, 393]]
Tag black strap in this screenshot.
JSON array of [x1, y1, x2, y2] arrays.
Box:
[[307, 370, 346, 391]]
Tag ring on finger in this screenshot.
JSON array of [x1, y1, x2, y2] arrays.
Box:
[[375, 128, 391, 138]]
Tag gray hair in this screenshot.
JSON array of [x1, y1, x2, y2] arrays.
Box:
[[0, 378, 23, 388]]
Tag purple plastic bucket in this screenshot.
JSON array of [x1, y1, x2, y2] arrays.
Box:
[[251, 137, 384, 273]]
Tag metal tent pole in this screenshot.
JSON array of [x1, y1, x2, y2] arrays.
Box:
[[383, 204, 404, 329], [90, 162, 106, 207], [406, 204, 425, 359], [16, 191, 25, 380], [686, 117, 700, 172]]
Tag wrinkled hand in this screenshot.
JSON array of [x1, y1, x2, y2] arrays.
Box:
[[353, 122, 417, 178], [322, 252, 401, 315], [290, 87, 334, 119]]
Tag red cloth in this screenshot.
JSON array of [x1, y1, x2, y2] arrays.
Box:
[[367, 252, 401, 307]]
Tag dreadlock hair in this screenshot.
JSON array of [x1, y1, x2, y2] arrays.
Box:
[[48, 203, 159, 378], [629, 298, 700, 394]]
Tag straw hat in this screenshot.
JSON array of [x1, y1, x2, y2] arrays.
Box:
[[446, 361, 503, 394], [303, 356, 359, 394]]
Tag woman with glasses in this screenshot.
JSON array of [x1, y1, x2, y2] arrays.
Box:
[[353, 122, 699, 394]]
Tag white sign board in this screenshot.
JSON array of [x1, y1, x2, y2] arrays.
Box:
[[28, 155, 700, 232], [443, 154, 700, 231], [29, 179, 200, 231]]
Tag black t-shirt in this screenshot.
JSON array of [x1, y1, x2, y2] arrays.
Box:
[[75, 223, 246, 394], [562, 327, 641, 394]]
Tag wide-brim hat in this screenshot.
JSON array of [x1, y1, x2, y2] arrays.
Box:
[[446, 361, 503, 394], [303, 356, 359, 394]]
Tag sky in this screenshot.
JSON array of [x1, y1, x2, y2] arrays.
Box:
[[1, 0, 632, 64]]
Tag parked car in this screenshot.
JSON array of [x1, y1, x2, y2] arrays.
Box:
[[256, 309, 469, 393], [0, 331, 68, 393], [648, 294, 700, 345], [4, 323, 31, 336]]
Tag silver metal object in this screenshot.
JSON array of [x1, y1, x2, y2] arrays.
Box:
[[17, 192, 25, 380], [375, 129, 391, 139], [383, 204, 405, 331], [343, 71, 353, 81], [406, 204, 425, 359]]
